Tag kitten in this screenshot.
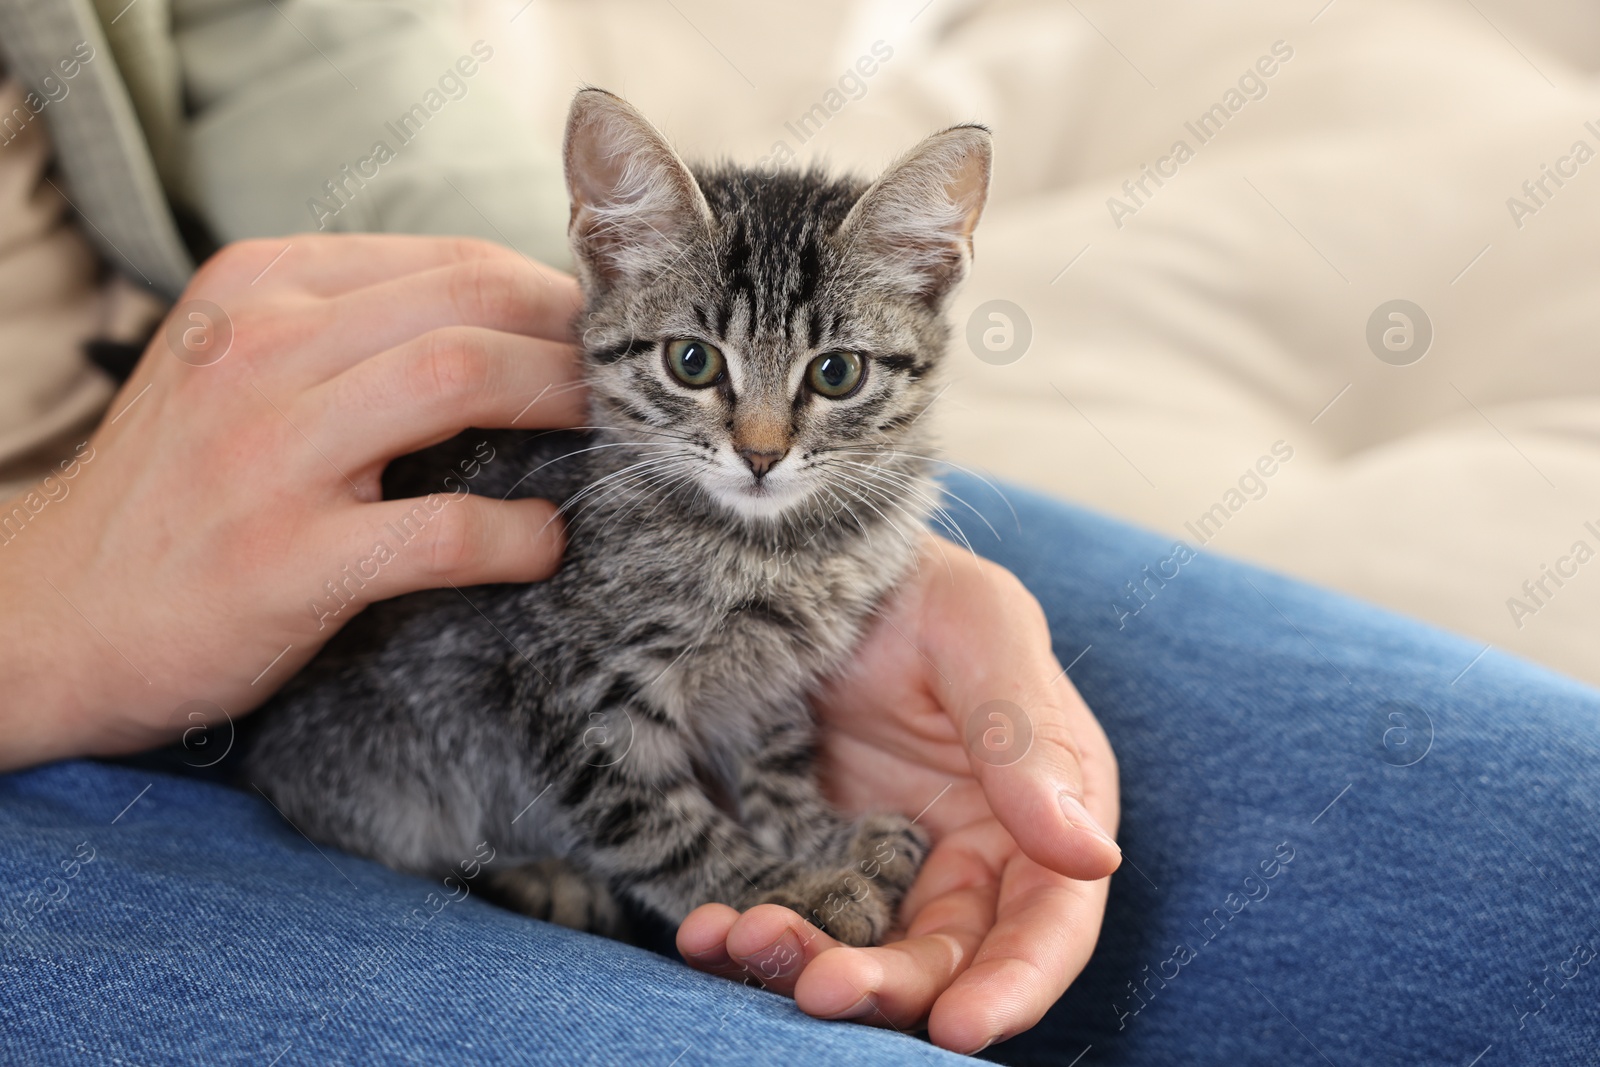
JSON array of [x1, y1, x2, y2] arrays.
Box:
[[246, 89, 991, 947]]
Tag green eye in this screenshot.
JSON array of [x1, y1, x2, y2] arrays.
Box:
[[665, 338, 725, 388], [806, 351, 864, 398]]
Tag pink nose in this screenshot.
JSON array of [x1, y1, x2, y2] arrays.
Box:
[[738, 448, 784, 478]]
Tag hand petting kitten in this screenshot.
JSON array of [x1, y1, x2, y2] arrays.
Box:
[[0, 234, 584, 769]]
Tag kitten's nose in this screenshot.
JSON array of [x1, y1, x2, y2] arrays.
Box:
[[737, 447, 785, 478]]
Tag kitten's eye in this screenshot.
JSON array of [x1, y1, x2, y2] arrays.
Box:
[[805, 351, 864, 398], [665, 339, 725, 388]]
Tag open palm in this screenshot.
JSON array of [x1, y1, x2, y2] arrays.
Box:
[[678, 537, 1121, 1054]]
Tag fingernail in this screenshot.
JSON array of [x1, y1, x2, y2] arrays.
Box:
[[1060, 792, 1120, 852], [683, 944, 728, 962], [741, 929, 805, 980], [967, 1032, 1004, 1055], [821, 992, 878, 1021]]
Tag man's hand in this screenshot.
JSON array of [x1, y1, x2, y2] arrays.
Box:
[[677, 537, 1120, 1053], [0, 234, 586, 769]]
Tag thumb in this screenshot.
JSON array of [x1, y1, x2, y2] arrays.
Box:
[[925, 547, 1122, 880], [966, 688, 1122, 881]]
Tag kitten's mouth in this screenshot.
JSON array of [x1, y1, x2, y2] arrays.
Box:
[[703, 467, 808, 521], [732, 477, 787, 507]]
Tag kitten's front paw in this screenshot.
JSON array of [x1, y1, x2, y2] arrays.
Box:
[[756, 813, 930, 947], [758, 870, 890, 947], [845, 812, 930, 896], [483, 857, 629, 939]]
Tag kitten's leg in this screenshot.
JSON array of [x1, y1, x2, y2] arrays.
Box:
[[735, 719, 840, 857], [561, 754, 795, 919], [481, 857, 629, 939], [549, 697, 923, 946], [558, 754, 865, 944], [734, 720, 930, 946]]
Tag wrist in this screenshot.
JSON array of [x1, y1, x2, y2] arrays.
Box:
[[0, 523, 104, 770]]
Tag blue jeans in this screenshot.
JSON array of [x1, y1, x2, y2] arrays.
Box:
[[4, 478, 1598, 1065]]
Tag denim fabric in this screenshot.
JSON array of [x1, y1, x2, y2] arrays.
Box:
[[3, 476, 1598, 1065], [0, 760, 963, 1065]]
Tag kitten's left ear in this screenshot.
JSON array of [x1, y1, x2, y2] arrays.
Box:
[[563, 88, 715, 296], [838, 124, 992, 306]]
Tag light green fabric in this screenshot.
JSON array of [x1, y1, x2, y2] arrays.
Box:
[[168, 0, 570, 268], [2, 0, 571, 294], [89, 0, 186, 202]]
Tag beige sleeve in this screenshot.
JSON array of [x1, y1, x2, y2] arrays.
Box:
[[0, 76, 163, 499]]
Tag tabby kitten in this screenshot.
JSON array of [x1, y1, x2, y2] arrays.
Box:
[[246, 89, 991, 947]]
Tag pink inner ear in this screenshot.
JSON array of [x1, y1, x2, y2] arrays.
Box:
[[943, 146, 991, 255], [840, 127, 993, 301], [564, 93, 712, 289]]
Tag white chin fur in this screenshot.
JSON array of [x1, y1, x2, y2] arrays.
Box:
[[704, 471, 811, 522]]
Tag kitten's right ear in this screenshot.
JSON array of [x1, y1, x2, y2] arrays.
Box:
[[563, 88, 714, 296]]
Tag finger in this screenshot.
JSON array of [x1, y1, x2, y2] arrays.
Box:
[[309, 327, 587, 468], [719, 904, 845, 998], [794, 886, 994, 1029], [926, 860, 1109, 1054], [209, 234, 536, 297], [677, 903, 752, 981], [678, 899, 964, 1020], [973, 704, 1121, 880], [926, 553, 1122, 880], [794, 819, 1007, 1027], [318, 257, 584, 363], [329, 495, 566, 605]]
